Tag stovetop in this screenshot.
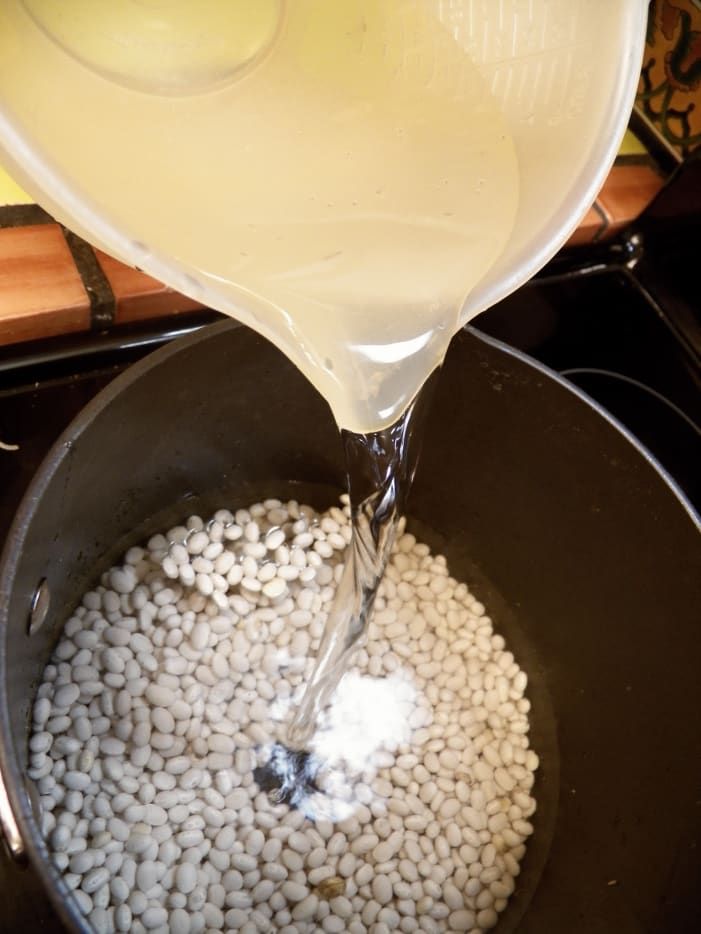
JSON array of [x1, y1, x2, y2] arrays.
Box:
[[477, 262, 701, 511], [0, 157, 699, 930]]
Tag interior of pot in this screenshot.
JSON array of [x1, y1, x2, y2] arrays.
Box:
[[1, 320, 700, 933]]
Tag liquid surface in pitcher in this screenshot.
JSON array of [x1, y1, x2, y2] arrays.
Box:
[[1, 0, 519, 433]]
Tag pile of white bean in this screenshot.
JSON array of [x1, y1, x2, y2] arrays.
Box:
[[29, 496, 538, 934]]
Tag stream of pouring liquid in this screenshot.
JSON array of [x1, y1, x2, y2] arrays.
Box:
[[0, 0, 519, 747], [286, 376, 438, 749]]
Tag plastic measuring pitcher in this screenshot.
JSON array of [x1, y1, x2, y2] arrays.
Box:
[[0, 1, 648, 430]]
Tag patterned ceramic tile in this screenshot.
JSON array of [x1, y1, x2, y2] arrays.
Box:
[[638, 0, 701, 156]]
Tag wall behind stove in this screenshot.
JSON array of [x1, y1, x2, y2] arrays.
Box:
[[639, 0, 701, 157]]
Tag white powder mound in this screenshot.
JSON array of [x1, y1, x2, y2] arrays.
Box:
[[29, 496, 538, 934]]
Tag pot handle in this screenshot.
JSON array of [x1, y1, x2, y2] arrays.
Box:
[[0, 767, 26, 862]]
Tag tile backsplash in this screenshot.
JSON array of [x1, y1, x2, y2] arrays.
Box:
[[638, 0, 701, 157]]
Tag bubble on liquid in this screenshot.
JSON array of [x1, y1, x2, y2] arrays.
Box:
[[22, 0, 283, 95]]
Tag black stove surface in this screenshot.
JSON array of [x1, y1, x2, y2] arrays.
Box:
[[475, 264, 701, 511], [477, 152, 701, 516], [0, 161, 700, 930]]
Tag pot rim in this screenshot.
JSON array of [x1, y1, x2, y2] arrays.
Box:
[[0, 318, 698, 929]]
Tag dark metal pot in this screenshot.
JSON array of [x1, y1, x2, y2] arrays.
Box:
[[1, 320, 699, 933]]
